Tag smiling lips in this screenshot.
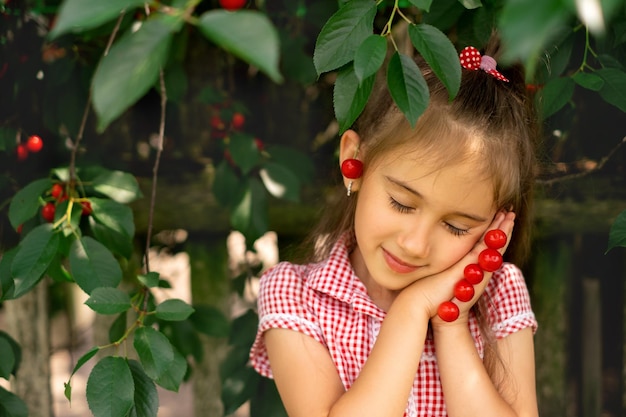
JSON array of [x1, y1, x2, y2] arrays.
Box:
[[382, 249, 421, 274]]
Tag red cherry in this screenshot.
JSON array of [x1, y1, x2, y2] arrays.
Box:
[[453, 279, 475, 302], [341, 159, 363, 179], [231, 112, 245, 130], [463, 263, 484, 285], [16, 224, 23, 234], [484, 229, 507, 250], [51, 183, 64, 200], [81, 201, 92, 216], [219, 0, 246, 11], [16, 144, 28, 161], [26, 135, 43, 153], [478, 248, 503, 272], [437, 301, 459, 322], [41, 202, 56, 223], [254, 137, 264, 151], [210, 115, 225, 130]]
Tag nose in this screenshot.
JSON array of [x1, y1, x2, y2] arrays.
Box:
[[397, 217, 431, 259]]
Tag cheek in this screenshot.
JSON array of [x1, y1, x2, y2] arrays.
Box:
[[434, 237, 479, 269]]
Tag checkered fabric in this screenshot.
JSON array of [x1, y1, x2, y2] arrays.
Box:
[[249, 235, 537, 416]]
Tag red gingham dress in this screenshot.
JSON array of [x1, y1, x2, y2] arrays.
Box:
[[249, 235, 538, 416]]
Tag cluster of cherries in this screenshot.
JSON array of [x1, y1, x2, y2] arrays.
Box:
[[16, 135, 43, 161], [437, 229, 507, 322], [40, 183, 92, 224]]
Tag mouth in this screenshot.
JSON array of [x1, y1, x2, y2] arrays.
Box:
[[382, 248, 421, 274]]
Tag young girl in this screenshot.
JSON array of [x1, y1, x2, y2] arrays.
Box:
[[249, 37, 539, 417]]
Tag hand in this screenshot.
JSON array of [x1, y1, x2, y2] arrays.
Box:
[[430, 211, 516, 326]]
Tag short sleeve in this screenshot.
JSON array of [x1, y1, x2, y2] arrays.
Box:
[[249, 262, 326, 378], [486, 263, 538, 339]]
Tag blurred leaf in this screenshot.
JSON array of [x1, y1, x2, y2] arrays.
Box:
[[86, 356, 134, 417], [334, 64, 376, 133], [422, 0, 466, 31], [222, 366, 260, 415], [259, 162, 300, 202], [160, 320, 203, 363], [250, 377, 288, 417], [607, 210, 626, 253], [408, 23, 461, 100], [162, 63, 188, 104], [0, 332, 21, 377], [155, 299, 195, 322], [138, 272, 160, 288], [8, 178, 53, 229], [153, 347, 187, 392], [213, 160, 242, 208], [231, 178, 268, 245], [70, 236, 123, 294], [11, 224, 59, 298], [229, 309, 258, 348], [539, 77, 575, 119], [109, 312, 128, 343], [265, 145, 315, 184], [409, 0, 433, 12], [85, 287, 131, 315], [89, 197, 135, 258], [597, 68, 626, 112], [354, 35, 386, 84], [458, 0, 482, 9], [93, 19, 173, 131], [0, 248, 17, 301], [67, 346, 100, 393], [198, 10, 283, 83], [387, 52, 429, 127], [127, 360, 159, 417], [572, 71, 604, 91], [134, 327, 175, 380], [229, 133, 261, 175], [0, 386, 28, 417], [313, 0, 377, 75], [92, 170, 143, 204], [0, 337, 15, 379], [189, 305, 231, 338], [49, 0, 146, 38]]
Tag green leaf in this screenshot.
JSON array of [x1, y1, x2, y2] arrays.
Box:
[[334, 64, 376, 133], [189, 305, 230, 338], [85, 287, 131, 315], [198, 10, 282, 83], [408, 23, 461, 100], [49, 0, 147, 38], [155, 299, 195, 322], [66, 346, 100, 400], [229, 133, 261, 175], [572, 71, 604, 91], [0, 331, 21, 377], [386, 52, 430, 127], [92, 19, 173, 131], [408, 0, 433, 12], [160, 320, 203, 363], [458, 0, 482, 9], [0, 248, 17, 301], [222, 366, 260, 415], [86, 356, 134, 417], [607, 210, 626, 253], [354, 35, 387, 84], [127, 360, 159, 417], [260, 162, 301, 202], [597, 68, 626, 112], [153, 347, 187, 392], [265, 145, 315, 184], [8, 178, 53, 229], [69, 236, 123, 294], [89, 198, 135, 258], [313, 0, 378, 75], [213, 160, 242, 208], [138, 272, 160, 288], [134, 326, 175, 380], [539, 77, 575, 119], [250, 377, 288, 417], [0, 386, 28, 417], [92, 170, 143, 204], [231, 178, 268, 245], [11, 223, 60, 298], [0, 337, 15, 379], [109, 312, 128, 343]]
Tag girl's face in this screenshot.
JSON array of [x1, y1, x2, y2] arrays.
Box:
[[350, 143, 498, 305]]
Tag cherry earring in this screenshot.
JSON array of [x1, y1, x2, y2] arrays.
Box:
[[341, 158, 363, 197]]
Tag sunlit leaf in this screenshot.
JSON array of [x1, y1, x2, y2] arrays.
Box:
[[259, 162, 300, 202], [134, 326, 175, 380], [92, 170, 143, 204], [85, 287, 132, 315], [386, 52, 429, 127], [69, 236, 123, 294], [86, 356, 134, 417], [458, 0, 482, 9], [8, 178, 53, 229], [313, 0, 377, 75], [198, 10, 282, 83], [92, 18, 173, 131]]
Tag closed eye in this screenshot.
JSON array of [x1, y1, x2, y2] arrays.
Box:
[[444, 222, 470, 237], [389, 197, 413, 214]]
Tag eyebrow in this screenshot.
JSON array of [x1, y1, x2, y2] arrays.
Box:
[[384, 175, 489, 223]]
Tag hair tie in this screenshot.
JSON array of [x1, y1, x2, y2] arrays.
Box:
[[459, 46, 509, 82]]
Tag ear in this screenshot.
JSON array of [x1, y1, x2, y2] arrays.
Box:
[[339, 129, 363, 193]]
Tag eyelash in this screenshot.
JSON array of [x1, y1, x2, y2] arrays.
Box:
[[388, 197, 470, 237]]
